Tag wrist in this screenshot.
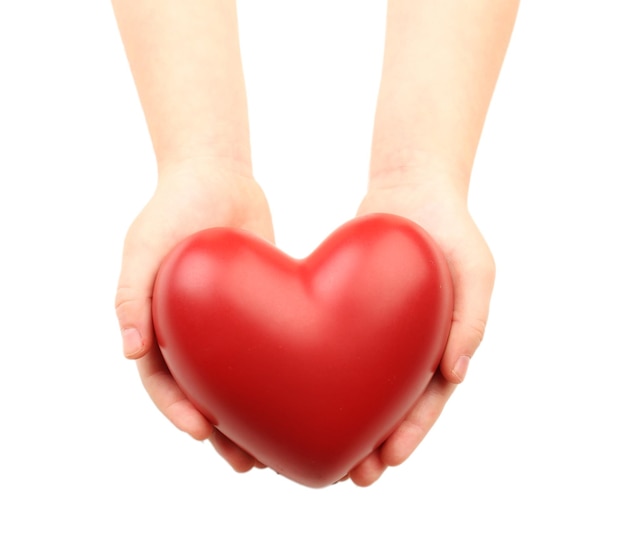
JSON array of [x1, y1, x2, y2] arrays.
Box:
[[152, 124, 252, 179], [368, 154, 471, 206], [156, 153, 254, 189]]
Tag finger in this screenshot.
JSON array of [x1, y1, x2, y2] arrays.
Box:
[[208, 429, 258, 473], [115, 225, 162, 359], [349, 449, 386, 487], [136, 346, 214, 441], [440, 248, 495, 384], [380, 370, 456, 467]]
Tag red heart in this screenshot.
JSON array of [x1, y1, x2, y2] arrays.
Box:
[[152, 213, 453, 488]]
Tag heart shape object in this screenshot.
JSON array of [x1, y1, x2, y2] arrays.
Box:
[[152, 213, 453, 488]]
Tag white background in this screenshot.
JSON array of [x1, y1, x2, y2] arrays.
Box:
[[1, 1, 624, 543]]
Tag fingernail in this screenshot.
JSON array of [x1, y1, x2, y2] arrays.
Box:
[[121, 327, 143, 357], [452, 355, 470, 383]]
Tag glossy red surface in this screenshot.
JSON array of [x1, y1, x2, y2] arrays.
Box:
[[152, 213, 453, 487]]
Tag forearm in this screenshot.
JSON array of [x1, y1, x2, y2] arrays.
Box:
[[111, 0, 251, 175], [370, 0, 519, 195]]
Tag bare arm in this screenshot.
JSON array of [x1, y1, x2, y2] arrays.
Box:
[[370, 0, 519, 192], [111, 0, 252, 174]]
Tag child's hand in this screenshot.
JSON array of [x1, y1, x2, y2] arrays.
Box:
[[348, 174, 496, 486], [115, 161, 273, 472]]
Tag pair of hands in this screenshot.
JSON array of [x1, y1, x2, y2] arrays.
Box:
[[115, 162, 495, 486]]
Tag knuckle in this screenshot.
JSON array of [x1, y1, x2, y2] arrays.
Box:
[[452, 310, 488, 348], [114, 285, 149, 324], [466, 317, 488, 346]]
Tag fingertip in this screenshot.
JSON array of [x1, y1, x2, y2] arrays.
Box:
[[349, 452, 386, 487], [208, 429, 257, 473], [185, 419, 214, 442], [121, 327, 148, 359], [442, 354, 470, 384], [115, 290, 154, 359], [439, 316, 485, 384], [159, 396, 214, 441]]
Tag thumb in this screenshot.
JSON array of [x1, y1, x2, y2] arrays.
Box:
[[115, 229, 162, 359], [439, 252, 496, 384]]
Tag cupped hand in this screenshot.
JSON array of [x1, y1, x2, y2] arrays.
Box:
[[115, 160, 273, 472], [348, 178, 496, 486]]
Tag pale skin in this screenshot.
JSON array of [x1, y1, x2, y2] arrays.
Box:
[[113, 0, 519, 486]]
